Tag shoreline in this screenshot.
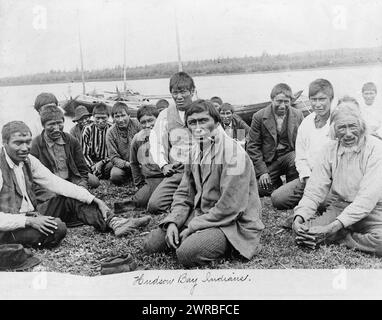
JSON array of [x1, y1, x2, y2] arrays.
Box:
[[0, 62, 381, 88]]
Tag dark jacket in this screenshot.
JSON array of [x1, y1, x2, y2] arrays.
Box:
[[246, 104, 304, 177], [223, 114, 250, 140], [30, 131, 90, 186]]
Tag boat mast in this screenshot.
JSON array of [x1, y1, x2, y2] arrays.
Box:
[[77, 10, 86, 95], [174, 5, 183, 72], [123, 21, 127, 92]]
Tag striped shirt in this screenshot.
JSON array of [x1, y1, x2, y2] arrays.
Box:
[[82, 122, 112, 168]]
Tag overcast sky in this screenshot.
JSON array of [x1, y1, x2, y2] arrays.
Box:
[[0, 0, 381, 78]]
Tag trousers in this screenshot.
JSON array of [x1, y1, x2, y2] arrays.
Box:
[[110, 166, 132, 185], [147, 172, 183, 215], [307, 200, 382, 256], [37, 195, 110, 231], [0, 218, 67, 249], [271, 178, 306, 209], [133, 177, 164, 208], [257, 151, 298, 197], [143, 227, 229, 267]]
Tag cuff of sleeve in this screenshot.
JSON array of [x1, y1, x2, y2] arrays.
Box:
[[298, 168, 311, 180], [293, 209, 309, 222], [159, 162, 169, 170], [293, 214, 305, 223], [20, 215, 27, 228], [187, 222, 198, 233], [159, 221, 176, 230], [87, 195, 96, 204], [335, 214, 352, 228]]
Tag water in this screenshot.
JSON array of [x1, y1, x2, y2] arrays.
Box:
[[0, 64, 381, 136]]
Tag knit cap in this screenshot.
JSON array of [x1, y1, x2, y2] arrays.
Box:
[[40, 104, 64, 126]]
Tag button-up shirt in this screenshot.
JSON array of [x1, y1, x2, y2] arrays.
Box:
[[0, 150, 95, 232], [294, 136, 382, 228], [44, 132, 69, 180]]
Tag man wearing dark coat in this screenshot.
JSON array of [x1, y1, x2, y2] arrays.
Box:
[[246, 83, 304, 196]]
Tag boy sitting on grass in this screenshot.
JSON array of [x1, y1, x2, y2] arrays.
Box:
[[114, 105, 164, 212]]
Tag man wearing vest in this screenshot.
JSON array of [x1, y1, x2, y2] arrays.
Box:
[[0, 121, 151, 249], [148, 72, 195, 215]]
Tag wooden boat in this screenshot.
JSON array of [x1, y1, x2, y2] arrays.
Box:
[[62, 89, 311, 125], [61, 90, 171, 118]]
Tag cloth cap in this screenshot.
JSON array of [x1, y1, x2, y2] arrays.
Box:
[[0, 244, 41, 271]]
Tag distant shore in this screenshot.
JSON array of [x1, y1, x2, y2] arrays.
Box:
[[1, 61, 381, 88]]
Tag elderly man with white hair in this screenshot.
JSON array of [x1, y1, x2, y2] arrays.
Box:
[[293, 96, 382, 256]]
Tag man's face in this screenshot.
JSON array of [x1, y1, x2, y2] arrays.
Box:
[[113, 110, 130, 129], [94, 114, 109, 129], [171, 87, 194, 111], [44, 119, 64, 141], [219, 109, 233, 126], [272, 93, 291, 117], [4, 132, 32, 164], [78, 115, 91, 128], [310, 92, 332, 117], [212, 102, 221, 111], [186, 111, 218, 141], [139, 115, 157, 130], [334, 113, 362, 148], [362, 90, 377, 106]]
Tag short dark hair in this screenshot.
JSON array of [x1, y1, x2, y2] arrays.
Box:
[[93, 102, 110, 116], [2, 121, 32, 143], [309, 79, 334, 100], [137, 105, 159, 121], [362, 82, 377, 93], [34, 93, 58, 112], [219, 103, 234, 112], [111, 102, 129, 117], [184, 99, 222, 126], [156, 99, 169, 110], [210, 96, 223, 106], [270, 83, 293, 100], [169, 72, 195, 93]]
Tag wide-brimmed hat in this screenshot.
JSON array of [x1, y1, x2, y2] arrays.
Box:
[[0, 244, 41, 271], [72, 105, 91, 122]]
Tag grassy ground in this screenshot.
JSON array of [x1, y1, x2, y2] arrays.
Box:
[[29, 180, 382, 276]]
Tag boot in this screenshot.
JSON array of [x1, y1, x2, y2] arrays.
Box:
[[109, 216, 152, 237]]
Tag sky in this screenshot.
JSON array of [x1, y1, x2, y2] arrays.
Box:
[[0, 0, 381, 78]]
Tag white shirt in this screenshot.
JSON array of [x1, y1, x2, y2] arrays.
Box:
[[295, 112, 331, 180], [149, 108, 186, 169], [360, 103, 382, 137], [3, 150, 35, 213], [0, 149, 95, 232]]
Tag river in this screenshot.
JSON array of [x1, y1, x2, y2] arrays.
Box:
[[0, 64, 381, 136]]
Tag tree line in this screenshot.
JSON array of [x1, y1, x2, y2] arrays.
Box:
[[1, 47, 381, 86]]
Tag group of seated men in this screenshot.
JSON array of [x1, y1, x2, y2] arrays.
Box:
[[0, 70, 381, 269]]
